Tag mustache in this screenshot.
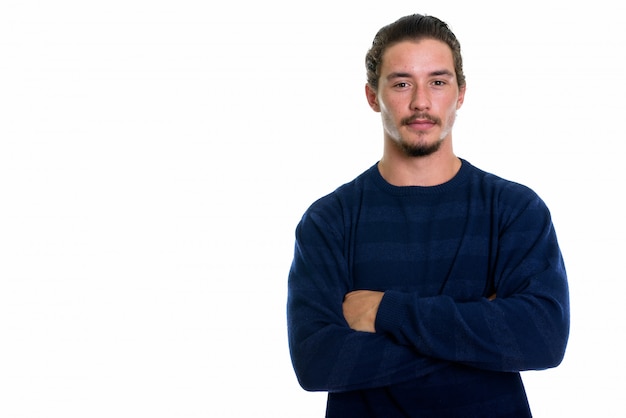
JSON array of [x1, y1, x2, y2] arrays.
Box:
[[402, 113, 441, 126]]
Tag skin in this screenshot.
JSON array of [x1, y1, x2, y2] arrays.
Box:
[[342, 39, 469, 333], [367, 38, 466, 187]]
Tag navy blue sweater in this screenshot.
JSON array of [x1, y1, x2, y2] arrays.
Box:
[[287, 160, 569, 416]]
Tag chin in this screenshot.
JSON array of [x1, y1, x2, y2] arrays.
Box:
[[399, 137, 444, 157]]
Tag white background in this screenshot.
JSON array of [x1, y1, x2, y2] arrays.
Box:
[[1, 1, 624, 417]]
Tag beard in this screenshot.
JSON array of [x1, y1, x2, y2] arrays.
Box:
[[399, 136, 444, 157], [397, 112, 445, 157]]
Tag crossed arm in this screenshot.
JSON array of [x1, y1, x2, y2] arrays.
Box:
[[343, 290, 497, 333], [342, 290, 384, 333], [289, 193, 569, 392]]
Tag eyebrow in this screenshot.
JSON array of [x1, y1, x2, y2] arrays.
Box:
[[386, 69, 455, 80]]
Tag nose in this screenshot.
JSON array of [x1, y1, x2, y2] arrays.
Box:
[[410, 86, 431, 110]]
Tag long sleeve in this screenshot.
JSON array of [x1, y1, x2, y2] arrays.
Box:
[[287, 204, 447, 392], [287, 160, 570, 394], [375, 187, 570, 372]]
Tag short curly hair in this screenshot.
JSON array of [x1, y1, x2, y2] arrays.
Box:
[[365, 14, 466, 90]]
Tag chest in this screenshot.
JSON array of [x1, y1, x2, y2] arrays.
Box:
[[348, 199, 498, 300]]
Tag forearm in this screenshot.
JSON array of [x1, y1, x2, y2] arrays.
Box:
[[375, 268, 569, 372], [288, 265, 448, 391], [288, 243, 446, 390], [371, 194, 571, 372], [287, 310, 446, 392]]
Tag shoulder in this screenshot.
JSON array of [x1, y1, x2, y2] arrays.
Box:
[[305, 164, 377, 213], [464, 160, 552, 224], [465, 160, 542, 202], [297, 165, 376, 236]]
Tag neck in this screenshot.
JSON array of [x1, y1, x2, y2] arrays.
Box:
[[378, 140, 461, 187]]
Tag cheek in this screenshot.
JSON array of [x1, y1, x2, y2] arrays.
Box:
[[379, 106, 402, 136], [442, 108, 458, 133], [446, 98, 461, 117], [379, 97, 405, 117]]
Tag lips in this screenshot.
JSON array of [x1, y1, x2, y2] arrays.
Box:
[[403, 114, 439, 130], [408, 119, 436, 130]]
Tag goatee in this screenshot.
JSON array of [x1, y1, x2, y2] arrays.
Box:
[[399, 113, 444, 157], [399, 137, 444, 157]]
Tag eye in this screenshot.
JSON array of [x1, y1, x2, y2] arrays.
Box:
[[432, 80, 446, 86], [394, 82, 409, 88]]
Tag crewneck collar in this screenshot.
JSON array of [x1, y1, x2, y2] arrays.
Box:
[[370, 158, 472, 196]]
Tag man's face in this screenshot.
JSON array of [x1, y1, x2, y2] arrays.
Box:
[[366, 39, 465, 157]]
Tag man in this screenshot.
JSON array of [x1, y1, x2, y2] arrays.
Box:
[[287, 14, 569, 417]]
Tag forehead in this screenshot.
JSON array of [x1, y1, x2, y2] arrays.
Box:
[[381, 38, 455, 75]]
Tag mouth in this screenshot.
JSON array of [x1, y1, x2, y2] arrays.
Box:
[[403, 114, 439, 131], [406, 118, 437, 131]]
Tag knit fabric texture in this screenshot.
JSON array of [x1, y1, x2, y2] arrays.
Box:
[[287, 159, 569, 416]]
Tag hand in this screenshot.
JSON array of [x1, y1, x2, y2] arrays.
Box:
[[342, 290, 384, 333]]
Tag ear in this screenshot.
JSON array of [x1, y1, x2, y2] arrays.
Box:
[[456, 84, 466, 110], [365, 83, 380, 112]]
